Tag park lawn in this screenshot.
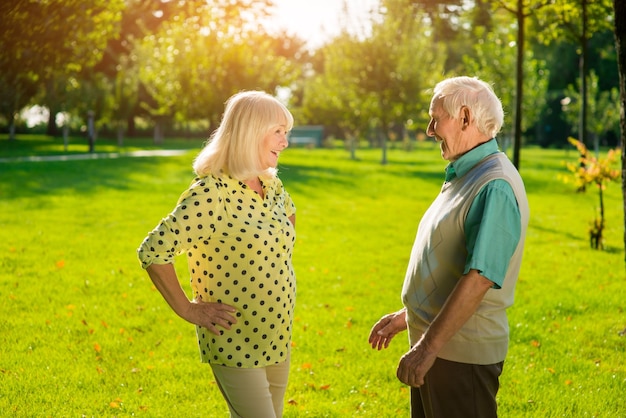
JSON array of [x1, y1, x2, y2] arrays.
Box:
[[0, 138, 624, 417]]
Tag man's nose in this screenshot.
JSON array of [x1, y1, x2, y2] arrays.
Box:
[[426, 120, 435, 136]]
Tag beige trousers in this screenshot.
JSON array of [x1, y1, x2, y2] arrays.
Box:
[[210, 352, 290, 418]]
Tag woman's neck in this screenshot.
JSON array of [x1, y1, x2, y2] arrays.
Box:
[[244, 177, 264, 198]]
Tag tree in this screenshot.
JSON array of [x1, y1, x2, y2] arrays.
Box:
[[562, 138, 620, 250], [535, 0, 615, 149], [301, 34, 380, 159], [0, 0, 124, 140], [341, 0, 445, 162], [562, 70, 621, 153], [131, 0, 297, 143], [494, 0, 552, 169], [612, 0, 626, 266], [463, 24, 550, 154]]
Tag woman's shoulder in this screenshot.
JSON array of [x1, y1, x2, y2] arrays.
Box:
[[263, 174, 285, 187], [188, 173, 228, 189], [176, 174, 224, 202]]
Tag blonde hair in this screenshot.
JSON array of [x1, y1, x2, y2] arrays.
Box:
[[433, 76, 504, 138], [193, 91, 294, 180]]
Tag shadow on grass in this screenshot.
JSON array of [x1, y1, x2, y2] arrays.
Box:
[[278, 156, 444, 199], [529, 220, 584, 243], [0, 149, 447, 203], [0, 156, 189, 200]]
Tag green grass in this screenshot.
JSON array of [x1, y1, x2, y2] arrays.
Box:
[[1, 136, 625, 417]]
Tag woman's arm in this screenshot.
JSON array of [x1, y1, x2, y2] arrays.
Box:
[[146, 263, 238, 335]]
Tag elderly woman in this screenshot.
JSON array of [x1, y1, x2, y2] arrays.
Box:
[[138, 91, 296, 418]]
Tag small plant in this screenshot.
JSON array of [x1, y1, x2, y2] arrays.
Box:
[[562, 137, 620, 249]]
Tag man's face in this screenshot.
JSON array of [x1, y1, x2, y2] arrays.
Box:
[[426, 97, 473, 162]]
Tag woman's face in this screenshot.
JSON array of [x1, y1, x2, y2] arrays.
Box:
[[260, 123, 289, 168]]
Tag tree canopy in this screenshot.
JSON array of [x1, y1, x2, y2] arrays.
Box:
[[0, 0, 621, 156]]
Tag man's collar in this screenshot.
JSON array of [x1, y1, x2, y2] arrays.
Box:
[[445, 139, 499, 181]]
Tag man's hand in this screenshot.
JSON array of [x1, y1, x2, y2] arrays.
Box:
[[396, 339, 437, 387], [368, 309, 407, 350]]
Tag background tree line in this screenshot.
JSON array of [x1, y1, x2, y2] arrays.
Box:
[[0, 0, 621, 155]]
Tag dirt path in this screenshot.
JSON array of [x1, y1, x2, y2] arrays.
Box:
[[0, 149, 189, 163]]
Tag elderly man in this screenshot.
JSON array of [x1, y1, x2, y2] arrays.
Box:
[[369, 76, 529, 418]]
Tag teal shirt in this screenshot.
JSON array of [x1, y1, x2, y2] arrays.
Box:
[[445, 139, 521, 288]]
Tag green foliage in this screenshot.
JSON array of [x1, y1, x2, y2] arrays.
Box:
[[562, 70, 621, 143], [462, 24, 550, 139], [533, 0, 614, 45], [1, 0, 622, 152], [0, 0, 124, 127], [301, 1, 445, 162], [1, 138, 624, 416]]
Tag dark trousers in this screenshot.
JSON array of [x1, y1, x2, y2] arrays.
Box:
[[410, 357, 504, 418]]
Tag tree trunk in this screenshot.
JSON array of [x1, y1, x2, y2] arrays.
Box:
[[380, 128, 388, 165], [46, 108, 59, 137], [117, 122, 125, 147], [513, 0, 524, 170], [63, 124, 69, 151], [579, 0, 589, 148], [127, 114, 136, 137], [87, 110, 95, 153], [347, 132, 357, 160], [8, 114, 16, 141], [153, 120, 163, 145], [613, 0, 626, 267]]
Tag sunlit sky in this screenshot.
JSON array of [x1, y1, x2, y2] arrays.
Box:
[[271, 0, 380, 48]]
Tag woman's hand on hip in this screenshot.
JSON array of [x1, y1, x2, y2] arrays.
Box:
[[182, 297, 238, 335]]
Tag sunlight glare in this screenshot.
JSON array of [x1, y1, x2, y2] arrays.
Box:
[[270, 0, 379, 49]]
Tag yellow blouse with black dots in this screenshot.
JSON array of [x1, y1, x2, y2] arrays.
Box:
[[138, 173, 296, 368]]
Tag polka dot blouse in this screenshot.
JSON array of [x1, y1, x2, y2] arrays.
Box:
[[137, 173, 296, 368]]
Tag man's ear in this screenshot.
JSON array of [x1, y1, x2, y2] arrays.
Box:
[[460, 106, 471, 128]]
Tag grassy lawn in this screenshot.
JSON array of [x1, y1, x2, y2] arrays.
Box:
[[0, 135, 624, 417]]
